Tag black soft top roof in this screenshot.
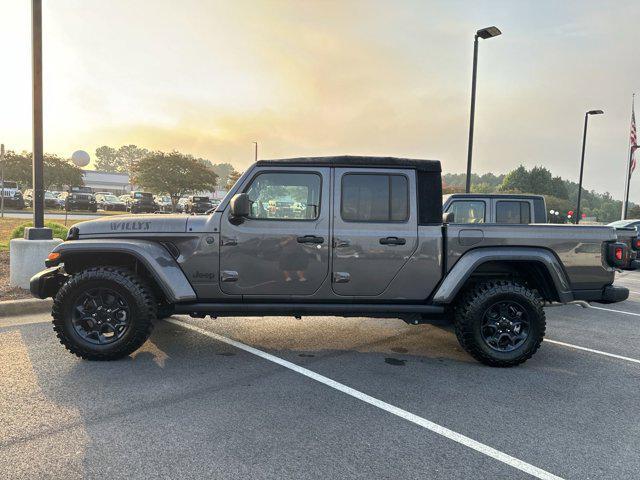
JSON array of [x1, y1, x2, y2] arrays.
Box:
[[256, 155, 441, 173], [446, 193, 544, 200]]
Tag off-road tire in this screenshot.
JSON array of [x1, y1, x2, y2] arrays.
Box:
[[52, 267, 157, 360], [454, 280, 545, 367]]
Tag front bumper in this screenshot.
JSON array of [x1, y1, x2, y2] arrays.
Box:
[[1, 197, 25, 208], [30, 266, 67, 299]]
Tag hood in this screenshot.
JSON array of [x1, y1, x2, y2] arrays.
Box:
[[75, 214, 189, 236]]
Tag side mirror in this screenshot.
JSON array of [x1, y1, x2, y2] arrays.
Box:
[[229, 193, 251, 218], [443, 211, 455, 223]]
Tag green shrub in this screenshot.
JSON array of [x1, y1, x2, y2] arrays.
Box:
[[10, 221, 69, 240]]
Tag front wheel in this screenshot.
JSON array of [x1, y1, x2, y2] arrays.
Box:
[[52, 267, 157, 360], [454, 280, 545, 367]]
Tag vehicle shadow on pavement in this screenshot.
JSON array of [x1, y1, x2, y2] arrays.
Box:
[[6, 317, 486, 479]]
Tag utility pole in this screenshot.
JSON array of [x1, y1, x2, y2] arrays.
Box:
[[575, 109, 604, 224], [253, 141, 258, 162]]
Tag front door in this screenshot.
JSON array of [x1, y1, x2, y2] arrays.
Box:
[[332, 168, 418, 296], [219, 167, 330, 296]]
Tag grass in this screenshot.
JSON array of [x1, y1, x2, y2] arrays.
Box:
[[0, 217, 87, 252]]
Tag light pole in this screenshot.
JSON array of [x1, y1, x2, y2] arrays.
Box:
[[26, 0, 51, 239], [252, 141, 258, 162], [465, 26, 501, 193], [575, 109, 604, 224]]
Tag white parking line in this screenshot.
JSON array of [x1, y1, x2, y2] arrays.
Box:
[[587, 305, 640, 317], [167, 318, 564, 480], [545, 339, 640, 364]]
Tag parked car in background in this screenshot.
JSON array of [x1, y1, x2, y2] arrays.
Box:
[[154, 195, 174, 213], [44, 191, 63, 209], [442, 193, 547, 224], [23, 189, 34, 208], [124, 191, 158, 213], [59, 191, 98, 212], [95, 193, 127, 212], [177, 197, 188, 212], [184, 195, 214, 214], [0, 181, 25, 209]]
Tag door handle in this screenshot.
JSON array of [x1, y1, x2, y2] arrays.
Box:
[[297, 235, 324, 244], [221, 237, 237, 246], [379, 236, 406, 245]]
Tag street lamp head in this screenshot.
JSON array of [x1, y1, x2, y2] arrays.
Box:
[[476, 26, 502, 39], [587, 110, 604, 115]]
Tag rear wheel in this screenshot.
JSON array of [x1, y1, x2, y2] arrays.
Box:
[[52, 267, 156, 360], [454, 280, 545, 367]]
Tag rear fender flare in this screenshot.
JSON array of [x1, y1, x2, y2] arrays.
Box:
[[52, 239, 196, 303], [432, 247, 572, 304]]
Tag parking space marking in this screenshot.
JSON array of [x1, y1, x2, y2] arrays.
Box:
[[167, 318, 564, 480], [586, 305, 640, 317], [545, 339, 640, 364]]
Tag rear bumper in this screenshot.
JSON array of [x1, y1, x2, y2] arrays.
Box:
[[29, 266, 67, 299], [573, 285, 629, 304]]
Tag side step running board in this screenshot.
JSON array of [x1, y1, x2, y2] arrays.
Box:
[[174, 303, 445, 317]]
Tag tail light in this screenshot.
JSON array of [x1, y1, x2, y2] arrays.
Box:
[[607, 242, 627, 267], [615, 247, 623, 261], [633, 238, 640, 251]]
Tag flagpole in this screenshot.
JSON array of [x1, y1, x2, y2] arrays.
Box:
[[622, 93, 635, 220]]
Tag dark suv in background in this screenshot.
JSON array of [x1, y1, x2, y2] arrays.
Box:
[[125, 191, 158, 213], [60, 191, 98, 212], [185, 195, 214, 214]]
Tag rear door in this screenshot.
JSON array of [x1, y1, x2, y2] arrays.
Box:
[[332, 168, 418, 296], [219, 167, 330, 296]]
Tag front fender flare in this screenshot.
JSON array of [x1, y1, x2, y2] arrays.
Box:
[[432, 247, 572, 304], [51, 239, 197, 303]]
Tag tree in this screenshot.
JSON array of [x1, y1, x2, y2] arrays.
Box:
[[2, 151, 31, 186], [500, 165, 531, 193], [44, 154, 84, 189], [225, 169, 242, 190], [527, 166, 553, 195], [131, 151, 218, 211], [117, 145, 148, 173], [94, 146, 119, 172], [1, 151, 82, 189], [210, 163, 234, 188]]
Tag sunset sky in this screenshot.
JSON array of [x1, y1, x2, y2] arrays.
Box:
[[1, 0, 639, 200]]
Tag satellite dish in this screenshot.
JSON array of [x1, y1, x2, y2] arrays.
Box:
[[71, 150, 90, 167]]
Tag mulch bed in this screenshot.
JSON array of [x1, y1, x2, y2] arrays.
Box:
[[0, 250, 32, 300]]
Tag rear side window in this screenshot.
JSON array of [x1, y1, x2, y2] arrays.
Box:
[[447, 200, 485, 224], [341, 174, 408, 222], [496, 201, 531, 224]]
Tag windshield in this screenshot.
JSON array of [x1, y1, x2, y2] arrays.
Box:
[[134, 192, 153, 199], [103, 195, 119, 201], [193, 196, 210, 202], [1, 181, 18, 189], [45, 192, 56, 199]]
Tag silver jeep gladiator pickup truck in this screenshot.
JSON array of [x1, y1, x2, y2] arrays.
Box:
[[31, 156, 629, 367]]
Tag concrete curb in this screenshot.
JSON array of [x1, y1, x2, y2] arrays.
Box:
[[0, 298, 52, 317]]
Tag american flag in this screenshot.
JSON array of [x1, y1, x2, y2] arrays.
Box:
[[631, 100, 638, 174]]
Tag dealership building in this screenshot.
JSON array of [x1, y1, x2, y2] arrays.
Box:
[[81, 170, 227, 199]]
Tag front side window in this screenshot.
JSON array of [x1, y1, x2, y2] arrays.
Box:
[[496, 201, 531, 224], [341, 174, 408, 222], [447, 200, 485, 224], [245, 172, 321, 220]]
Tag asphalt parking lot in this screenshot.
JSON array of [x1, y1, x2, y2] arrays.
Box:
[[2, 274, 640, 479]]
